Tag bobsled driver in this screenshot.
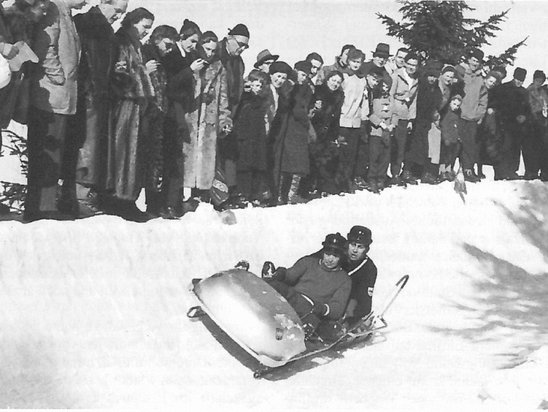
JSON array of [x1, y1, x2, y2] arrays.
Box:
[[262, 233, 351, 340]]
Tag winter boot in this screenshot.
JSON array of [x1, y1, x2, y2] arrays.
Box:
[[463, 169, 480, 183], [401, 170, 418, 185]]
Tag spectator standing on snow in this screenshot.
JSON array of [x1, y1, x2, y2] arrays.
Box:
[[72, 0, 129, 216], [308, 70, 344, 195], [25, 0, 87, 222], [103, 7, 155, 222], [389, 52, 419, 186], [525, 69, 548, 180], [456, 48, 488, 183], [439, 94, 463, 181], [273, 60, 313, 205]]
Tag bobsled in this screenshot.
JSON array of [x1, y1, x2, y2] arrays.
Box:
[[188, 269, 306, 367]]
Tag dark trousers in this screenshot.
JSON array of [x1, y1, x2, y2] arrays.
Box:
[[237, 170, 268, 200], [458, 118, 479, 170], [26, 107, 72, 213], [336, 127, 361, 190], [391, 119, 409, 177], [523, 114, 545, 176], [369, 134, 390, 180]]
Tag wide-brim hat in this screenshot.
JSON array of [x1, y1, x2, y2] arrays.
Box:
[[372, 42, 391, 58], [254, 49, 279, 68]]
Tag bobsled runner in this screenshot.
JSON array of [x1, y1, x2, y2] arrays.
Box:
[[187, 269, 409, 378]]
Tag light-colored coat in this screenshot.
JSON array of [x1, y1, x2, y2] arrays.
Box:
[[390, 67, 418, 122], [457, 62, 487, 122], [30, 0, 80, 115], [184, 60, 232, 189], [340, 72, 369, 128]]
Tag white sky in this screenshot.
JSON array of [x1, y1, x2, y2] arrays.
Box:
[[121, 0, 548, 83]]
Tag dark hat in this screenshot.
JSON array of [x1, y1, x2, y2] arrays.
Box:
[[269, 61, 292, 76], [228, 23, 250, 38], [513, 67, 527, 82], [533, 69, 546, 81], [372, 42, 391, 58], [424, 59, 442, 77], [294, 60, 312, 75], [367, 65, 384, 79], [486, 70, 503, 83], [347, 226, 372, 246], [492, 65, 507, 80], [468, 48, 484, 62], [322, 233, 347, 256], [441, 65, 457, 75], [306, 52, 324, 64], [254, 49, 279, 68], [347, 48, 365, 63], [450, 94, 463, 102]]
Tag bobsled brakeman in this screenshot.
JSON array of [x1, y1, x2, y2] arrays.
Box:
[[187, 268, 408, 378]]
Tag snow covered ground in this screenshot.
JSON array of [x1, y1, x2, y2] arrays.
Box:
[[0, 176, 547, 410]]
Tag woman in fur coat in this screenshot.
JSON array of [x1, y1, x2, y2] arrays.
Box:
[[183, 31, 232, 196]]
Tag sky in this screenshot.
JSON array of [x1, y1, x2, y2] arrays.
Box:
[[116, 0, 548, 83]]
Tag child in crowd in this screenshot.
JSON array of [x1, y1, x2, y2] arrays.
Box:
[[367, 78, 395, 192], [234, 69, 271, 205], [439, 94, 463, 181]]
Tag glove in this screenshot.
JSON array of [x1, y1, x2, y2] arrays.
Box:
[[311, 301, 329, 317]]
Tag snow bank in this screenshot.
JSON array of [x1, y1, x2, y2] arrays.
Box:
[[0, 179, 547, 409]]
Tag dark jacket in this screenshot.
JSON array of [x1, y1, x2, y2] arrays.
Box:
[[215, 38, 245, 116], [273, 82, 313, 177], [343, 257, 377, 319], [310, 84, 344, 142], [285, 256, 351, 320], [234, 91, 269, 171], [491, 80, 531, 126]]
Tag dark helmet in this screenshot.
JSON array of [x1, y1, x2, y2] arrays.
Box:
[[322, 233, 346, 256], [347, 225, 372, 246]]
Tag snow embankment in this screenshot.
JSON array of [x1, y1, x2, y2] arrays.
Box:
[[0, 179, 547, 409]]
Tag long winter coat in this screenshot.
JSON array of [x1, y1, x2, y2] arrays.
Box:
[[107, 26, 155, 201], [390, 67, 418, 122], [273, 82, 313, 178], [30, 0, 81, 115], [183, 59, 232, 189], [234, 91, 269, 172], [73, 6, 116, 190]]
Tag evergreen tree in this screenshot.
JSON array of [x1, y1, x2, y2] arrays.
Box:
[[377, 0, 527, 67]]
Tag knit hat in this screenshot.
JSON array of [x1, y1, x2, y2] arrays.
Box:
[[228, 23, 250, 38], [347, 226, 372, 246], [269, 61, 292, 76], [533, 69, 546, 81], [513, 67, 527, 82], [450, 94, 463, 102], [322, 233, 347, 256], [441, 65, 457, 75], [294, 60, 312, 75], [347, 48, 365, 63], [254, 49, 279, 68]]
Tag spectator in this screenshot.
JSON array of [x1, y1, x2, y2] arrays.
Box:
[[525, 69, 548, 180], [104, 7, 155, 222], [72, 0, 129, 216], [439, 94, 463, 181], [389, 52, 419, 186], [141, 25, 178, 218], [0, 0, 21, 128], [25, 0, 88, 222], [385, 47, 408, 76], [253, 48, 278, 74], [273, 60, 313, 204], [183, 31, 233, 203], [308, 70, 344, 195], [316, 43, 354, 85], [457, 48, 488, 182], [305, 51, 323, 86]]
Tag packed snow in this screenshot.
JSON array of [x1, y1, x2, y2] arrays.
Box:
[[0, 175, 547, 409]]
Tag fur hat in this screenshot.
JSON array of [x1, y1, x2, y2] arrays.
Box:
[[269, 61, 292, 76], [228, 23, 250, 38], [513, 67, 527, 82], [347, 226, 372, 246]]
